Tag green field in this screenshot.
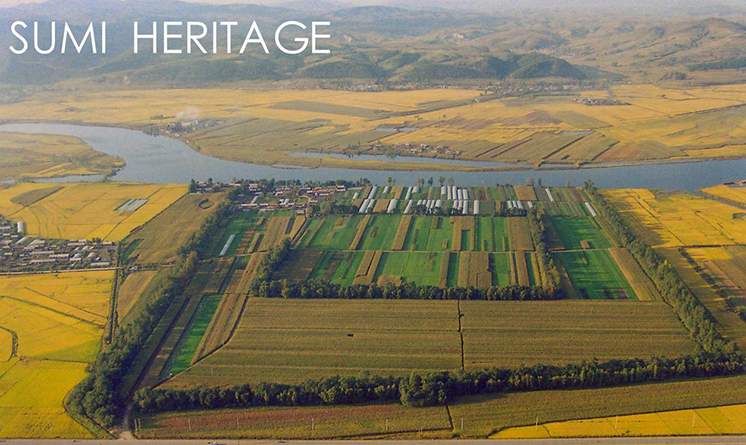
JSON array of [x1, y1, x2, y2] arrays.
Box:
[[358, 215, 401, 251], [474, 217, 510, 251], [307, 250, 366, 285], [549, 216, 612, 250], [403, 216, 453, 251], [167, 293, 223, 375], [210, 216, 258, 258], [375, 251, 444, 286], [554, 250, 638, 300], [489, 253, 511, 287], [300, 215, 362, 250]]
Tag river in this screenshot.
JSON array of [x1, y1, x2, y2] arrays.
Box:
[[0, 122, 743, 191]]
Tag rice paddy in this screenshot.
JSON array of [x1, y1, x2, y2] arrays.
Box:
[[0, 182, 187, 241], [6, 85, 746, 170], [0, 270, 113, 438]]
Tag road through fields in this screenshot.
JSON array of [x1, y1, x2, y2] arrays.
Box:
[[4, 437, 746, 445]]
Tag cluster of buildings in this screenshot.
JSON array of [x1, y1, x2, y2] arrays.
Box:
[[574, 97, 630, 106], [0, 218, 115, 273], [238, 183, 348, 213]]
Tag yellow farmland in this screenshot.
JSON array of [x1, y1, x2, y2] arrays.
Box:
[[0, 359, 91, 438], [4, 85, 746, 169], [0, 182, 187, 241], [0, 270, 113, 438], [604, 188, 746, 247], [702, 184, 746, 206], [492, 403, 746, 438], [0, 132, 123, 181]]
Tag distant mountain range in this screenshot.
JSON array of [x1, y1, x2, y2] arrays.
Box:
[[3, 0, 746, 86]]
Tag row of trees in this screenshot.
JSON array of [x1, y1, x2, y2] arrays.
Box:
[[253, 278, 559, 301], [178, 199, 232, 259], [134, 350, 744, 413], [526, 209, 561, 294], [68, 252, 200, 427], [584, 182, 735, 354], [247, 238, 292, 295], [247, 238, 559, 300], [67, 189, 240, 427]]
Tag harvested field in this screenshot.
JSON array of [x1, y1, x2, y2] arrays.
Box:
[[349, 215, 372, 250], [452, 374, 746, 438], [195, 253, 265, 361], [139, 403, 451, 440], [392, 215, 412, 251], [507, 217, 533, 251], [162, 299, 461, 387], [353, 250, 383, 285], [460, 300, 694, 370], [514, 186, 537, 201], [117, 270, 158, 321], [608, 248, 661, 301], [458, 251, 491, 288]]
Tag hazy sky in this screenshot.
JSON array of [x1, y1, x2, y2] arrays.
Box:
[[0, 0, 384, 5]]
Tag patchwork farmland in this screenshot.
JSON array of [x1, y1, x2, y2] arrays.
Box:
[[8, 180, 739, 440], [130, 183, 672, 397]]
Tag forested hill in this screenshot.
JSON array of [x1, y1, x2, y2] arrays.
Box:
[[0, 0, 593, 85]]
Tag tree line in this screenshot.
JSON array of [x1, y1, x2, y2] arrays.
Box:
[[134, 350, 744, 413], [584, 182, 736, 354], [248, 239, 560, 301], [526, 208, 561, 294], [68, 252, 200, 428], [256, 278, 558, 301], [67, 190, 238, 428]]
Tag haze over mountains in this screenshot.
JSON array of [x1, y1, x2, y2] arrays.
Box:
[[3, 0, 746, 86]]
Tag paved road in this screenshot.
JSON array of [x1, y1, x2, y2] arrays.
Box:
[[2, 437, 746, 445]]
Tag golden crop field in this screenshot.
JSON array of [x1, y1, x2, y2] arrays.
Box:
[[3, 84, 746, 169], [702, 184, 746, 206], [449, 373, 746, 438], [494, 403, 746, 438], [0, 270, 113, 438], [604, 188, 746, 247], [126, 192, 226, 265], [0, 359, 92, 438], [605, 189, 746, 350], [0, 182, 187, 241], [0, 132, 123, 181]]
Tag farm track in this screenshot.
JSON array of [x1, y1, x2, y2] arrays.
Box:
[[457, 300, 465, 370], [0, 325, 18, 357]]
